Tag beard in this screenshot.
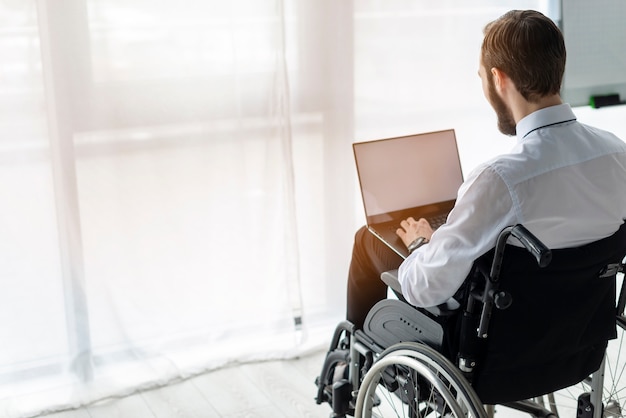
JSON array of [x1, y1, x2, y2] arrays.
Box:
[[488, 78, 517, 136]]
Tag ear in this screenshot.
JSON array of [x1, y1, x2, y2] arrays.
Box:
[[490, 67, 507, 93]]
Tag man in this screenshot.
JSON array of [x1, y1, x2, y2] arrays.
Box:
[[347, 10, 626, 330]]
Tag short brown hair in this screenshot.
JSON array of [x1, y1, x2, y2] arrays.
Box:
[[481, 10, 566, 102]]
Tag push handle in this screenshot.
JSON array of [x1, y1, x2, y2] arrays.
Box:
[[491, 225, 552, 280], [510, 224, 552, 268]]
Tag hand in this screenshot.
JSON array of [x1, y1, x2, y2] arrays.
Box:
[[396, 217, 434, 248]]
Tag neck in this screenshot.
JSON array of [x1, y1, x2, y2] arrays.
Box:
[[512, 94, 563, 124]]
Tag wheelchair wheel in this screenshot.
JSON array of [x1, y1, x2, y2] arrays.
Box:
[[550, 315, 626, 418], [355, 342, 487, 418]]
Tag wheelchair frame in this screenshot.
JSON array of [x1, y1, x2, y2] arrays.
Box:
[[315, 225, 626, 418]]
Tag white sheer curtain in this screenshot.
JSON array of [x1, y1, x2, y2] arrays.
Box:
[[0, 1, 561, 416], [0, 1, 354, 416]]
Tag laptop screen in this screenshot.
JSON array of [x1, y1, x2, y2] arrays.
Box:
[[353, 129, 463, 219]]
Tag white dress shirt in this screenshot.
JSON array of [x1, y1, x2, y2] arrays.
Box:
[[398, 104, 626, 307]]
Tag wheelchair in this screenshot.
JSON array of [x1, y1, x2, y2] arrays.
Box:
[[315, 223, 626, 418]]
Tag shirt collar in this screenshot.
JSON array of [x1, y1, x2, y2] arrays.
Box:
[[516, 103, 577, 140]]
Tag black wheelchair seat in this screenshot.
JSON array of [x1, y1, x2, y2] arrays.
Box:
[[470, 223, 626, 403]]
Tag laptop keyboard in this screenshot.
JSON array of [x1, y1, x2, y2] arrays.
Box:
[[428, 213, 448, 230]]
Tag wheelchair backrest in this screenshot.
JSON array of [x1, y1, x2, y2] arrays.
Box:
[[467, 222, 626, 404]]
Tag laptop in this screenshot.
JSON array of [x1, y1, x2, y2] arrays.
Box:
[[353, 129, 464, 259]]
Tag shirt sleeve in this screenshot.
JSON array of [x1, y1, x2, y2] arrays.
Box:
[[397, 164, 516, 307]]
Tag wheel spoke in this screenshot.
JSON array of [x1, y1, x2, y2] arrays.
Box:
[[550, 317, 626, 418], [355, 342, 487, 418]]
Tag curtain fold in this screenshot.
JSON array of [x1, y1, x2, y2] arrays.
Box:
[[0, 1, 354, 416], [0, 1, 557, 416]]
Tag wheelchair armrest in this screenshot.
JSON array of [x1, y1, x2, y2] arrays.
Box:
[[380, 269, 403, 295], [380, 270, 460, 317]]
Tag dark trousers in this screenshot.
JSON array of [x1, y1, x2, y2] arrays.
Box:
[[346, 226, 462, 360], [346, 226, 404, 329]]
